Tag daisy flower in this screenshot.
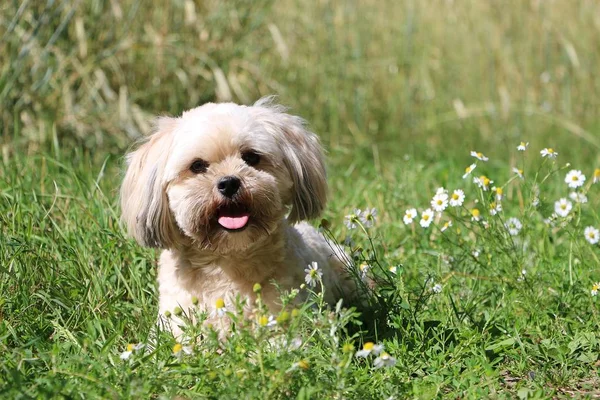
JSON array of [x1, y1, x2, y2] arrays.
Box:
[[505, 217, 522, 236], [431, 191, 449, 213], [388, 266, 397, 274], [489, 201, 502, 216], [344, 209, 362, 229], [594, 168, 600, 184], [304, 261, 322, 287], [420, 209, 434, 228], [584, 226, 599, 245], [470, 151, 489, 161], [120, 343, 144, 360], [540, 148, 558, 158], [258, 315, 277, 327], [172, 342, 193, 357], [361, 208, 378, 227], [473, 175, 493, 191], [492, 186, 503, 202], [463, 163, 477, 179], [512, 167, 524, 179], [215, 297, 227, 317], [554, 198, 572, 218], [440, 221, 452, 232], [471, 208, 481, 221], [472, 249, 480, 258], [356, 342, 384, 358], [517, 142, 529, 151], [358, 263, 370, 281], [592, 282, 600, 296], [565, 170, 586, 189], [569, 192, 588, 204], [403, 208, 417, 225], [432, 283, 443, 293], [449, 189, 465, 207], [374, 352, 397, 368]]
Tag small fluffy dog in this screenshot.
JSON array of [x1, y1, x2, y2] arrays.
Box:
[[121, 98, 356, 335]]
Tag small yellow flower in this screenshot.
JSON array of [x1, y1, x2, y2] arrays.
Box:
[[471, 208, 481, 221], [258, 315, 269, 326], [593, 168, 600, 184], [126, 343, 134, 352], [172, 343, 183, 354]]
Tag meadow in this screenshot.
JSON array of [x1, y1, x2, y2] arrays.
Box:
[[1, 0, 600, 398]]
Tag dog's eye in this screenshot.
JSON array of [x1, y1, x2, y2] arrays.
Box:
[[241, 151, 261, 166], [190, 159, 209, 174]]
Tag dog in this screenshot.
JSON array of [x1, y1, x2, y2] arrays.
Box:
[[120, 98, 357, 336]]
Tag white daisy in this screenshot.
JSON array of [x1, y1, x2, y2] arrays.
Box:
[[120, 343, 144, 360], [565, 170, 586, 189], [431, 191, 449, 213], [470, 151, 489, 161], [358, 263, 370, 281], [304, 261, 322, 287], [440, 221, 452, 232], [505, 217, 522, 236], [554, 198, 572, 218], [449, 189, 465, 207], [517, 142, 529, 151], [432, 283, 443, 293], [258, 315, 277, 328], [584, 226, 599, 245], [361, 208, 378, 228], [540, 148, 558, 158], [172, 343, 193, 357], [463, 163, 477, 179], [403, 208, 418, 225], [473, 175, 493, 191], [512, 167, 524, 179], [492, 186, 503, 202], [420, 209, 434, 228], [489, 202, 502, 216], [388, 266, 397, 274], [344, 209, 362, 229], [592, 282, 600, 296], [374, 352, 397, 368], [214, 298, 227, 317], [594, 169, 600, 184], [569, 192, 588, 204], [356, 342, 384, 358], [472, 249, 480, 258]]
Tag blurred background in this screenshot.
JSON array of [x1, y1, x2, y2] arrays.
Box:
[[2, 0, 599, 164]]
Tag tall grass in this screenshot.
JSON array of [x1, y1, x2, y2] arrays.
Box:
[[2, 0, 600, 160]]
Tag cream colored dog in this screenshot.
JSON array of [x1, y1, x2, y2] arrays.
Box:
[[121, 98, 355, 335]]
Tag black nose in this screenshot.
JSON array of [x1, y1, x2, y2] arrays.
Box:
[[217, 176, 241, 198]]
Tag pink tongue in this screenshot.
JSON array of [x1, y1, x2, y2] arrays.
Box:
[[218, 214, 249, 230]]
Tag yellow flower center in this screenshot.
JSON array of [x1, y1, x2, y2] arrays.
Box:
[[495, 187, 503, 195], [423, 214, 430, 221], [471, 209, 480, 217], [436, 199, 443, 205], [490, 202, 496, 209], [215, 298, 225, 309], [297, 360, 309, 370], [465, 166, 472, 173], [309, 269, 318, 278], [595, 169, 600, 178], [452, 193, 459, 200], [560, 204, 567, 210], [520, 142, 526, 147], [258, 315, 269, 326], [126, 344, 134, 352], [572, 175, 579, 181], [593, 284, 600, 291], [547, 148, 554, 154], [517, 169, 523, 175], [363, 342, 375, 351], [172, 343, 183, 354], [480, 176, 490, 186]]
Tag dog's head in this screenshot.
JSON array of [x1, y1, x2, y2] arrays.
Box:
[[120, 98, 327, 253]]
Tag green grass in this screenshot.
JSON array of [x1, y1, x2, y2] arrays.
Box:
[[2, 1, 600, 398]]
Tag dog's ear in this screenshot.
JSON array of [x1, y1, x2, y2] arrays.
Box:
[[120, 117, 178, 248], [256, 98, 327, 222]]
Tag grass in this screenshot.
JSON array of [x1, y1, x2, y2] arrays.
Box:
[[2, 0, 600, 398]]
